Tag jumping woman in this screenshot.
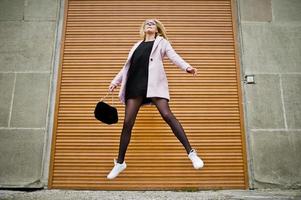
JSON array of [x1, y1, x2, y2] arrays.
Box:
[[107, 19, 204, 179]]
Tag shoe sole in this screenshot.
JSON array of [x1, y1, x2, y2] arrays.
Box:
[[107, 166, 126, 179], [193, 161, 204, 169]]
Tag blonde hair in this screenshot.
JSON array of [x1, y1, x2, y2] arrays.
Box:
[[139, 19, 168, 40]]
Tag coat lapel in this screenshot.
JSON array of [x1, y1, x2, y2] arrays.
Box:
[[150, 35, 163, 56]]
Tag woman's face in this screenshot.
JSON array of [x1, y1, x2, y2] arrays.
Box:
[[144, 19, 158, 34]]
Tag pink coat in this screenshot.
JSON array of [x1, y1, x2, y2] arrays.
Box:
[[111, 35, 192, 106]]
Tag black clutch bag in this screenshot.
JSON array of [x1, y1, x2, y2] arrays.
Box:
[[94, 91, 118, 125]]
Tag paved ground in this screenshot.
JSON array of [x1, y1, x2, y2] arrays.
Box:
[[0, 189, 301, 200]]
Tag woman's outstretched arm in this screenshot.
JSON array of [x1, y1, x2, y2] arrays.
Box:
[[110, 41, 141, 87], [111, 67, 124, 87], [164, 40, 198, 76], [164, 40, 191, 72]]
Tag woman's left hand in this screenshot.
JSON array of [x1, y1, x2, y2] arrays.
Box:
[[186, 67, 198, 76]]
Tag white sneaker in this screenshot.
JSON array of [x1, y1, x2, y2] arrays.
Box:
[[188, 149, 204, 169], [107, 159, 127, 179]]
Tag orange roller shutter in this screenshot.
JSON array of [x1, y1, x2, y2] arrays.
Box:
[[48, 0, 249, 190]]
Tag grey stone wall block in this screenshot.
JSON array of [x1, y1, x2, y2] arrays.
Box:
[[250, 130, 301, 188], [272, 0, 301, 22], [0, 73, 15, 127], [281, 74, 301, 129], [289, 134, 301, 183], [0, 129, 44, 186], [24, 0, 58, 21], [0, 22, 23, 52], [0, 21, 55, 72], [10, 73, 50, 128], [241, 23, 301, 74], [0, 0, 24, 21], [245, 74, 285, 129], [239, 0, 272, 22]]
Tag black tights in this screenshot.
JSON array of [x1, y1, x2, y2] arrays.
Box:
[[117, 96, 192, 164]]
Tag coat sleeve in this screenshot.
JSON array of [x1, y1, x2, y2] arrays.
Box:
[[164, 39, 191, 72], [110, 67, 124, 86]]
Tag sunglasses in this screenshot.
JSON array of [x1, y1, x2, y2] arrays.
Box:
[[145, 21, 156, 26]]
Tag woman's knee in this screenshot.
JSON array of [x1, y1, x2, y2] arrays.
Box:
[[122, 119, 135, 132], [161, 112, 174, 123]]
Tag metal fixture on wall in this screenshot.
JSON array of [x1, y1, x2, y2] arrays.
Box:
[[244, 74, 255, 84]]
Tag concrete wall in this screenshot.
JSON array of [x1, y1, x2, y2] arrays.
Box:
[[238, 0, 301, 189], [0, 0, 60, 188]]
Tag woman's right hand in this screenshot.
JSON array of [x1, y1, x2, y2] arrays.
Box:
[[108, 83, 117, 92]]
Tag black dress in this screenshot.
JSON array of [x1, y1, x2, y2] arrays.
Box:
[[125, 40, 154, 105]]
